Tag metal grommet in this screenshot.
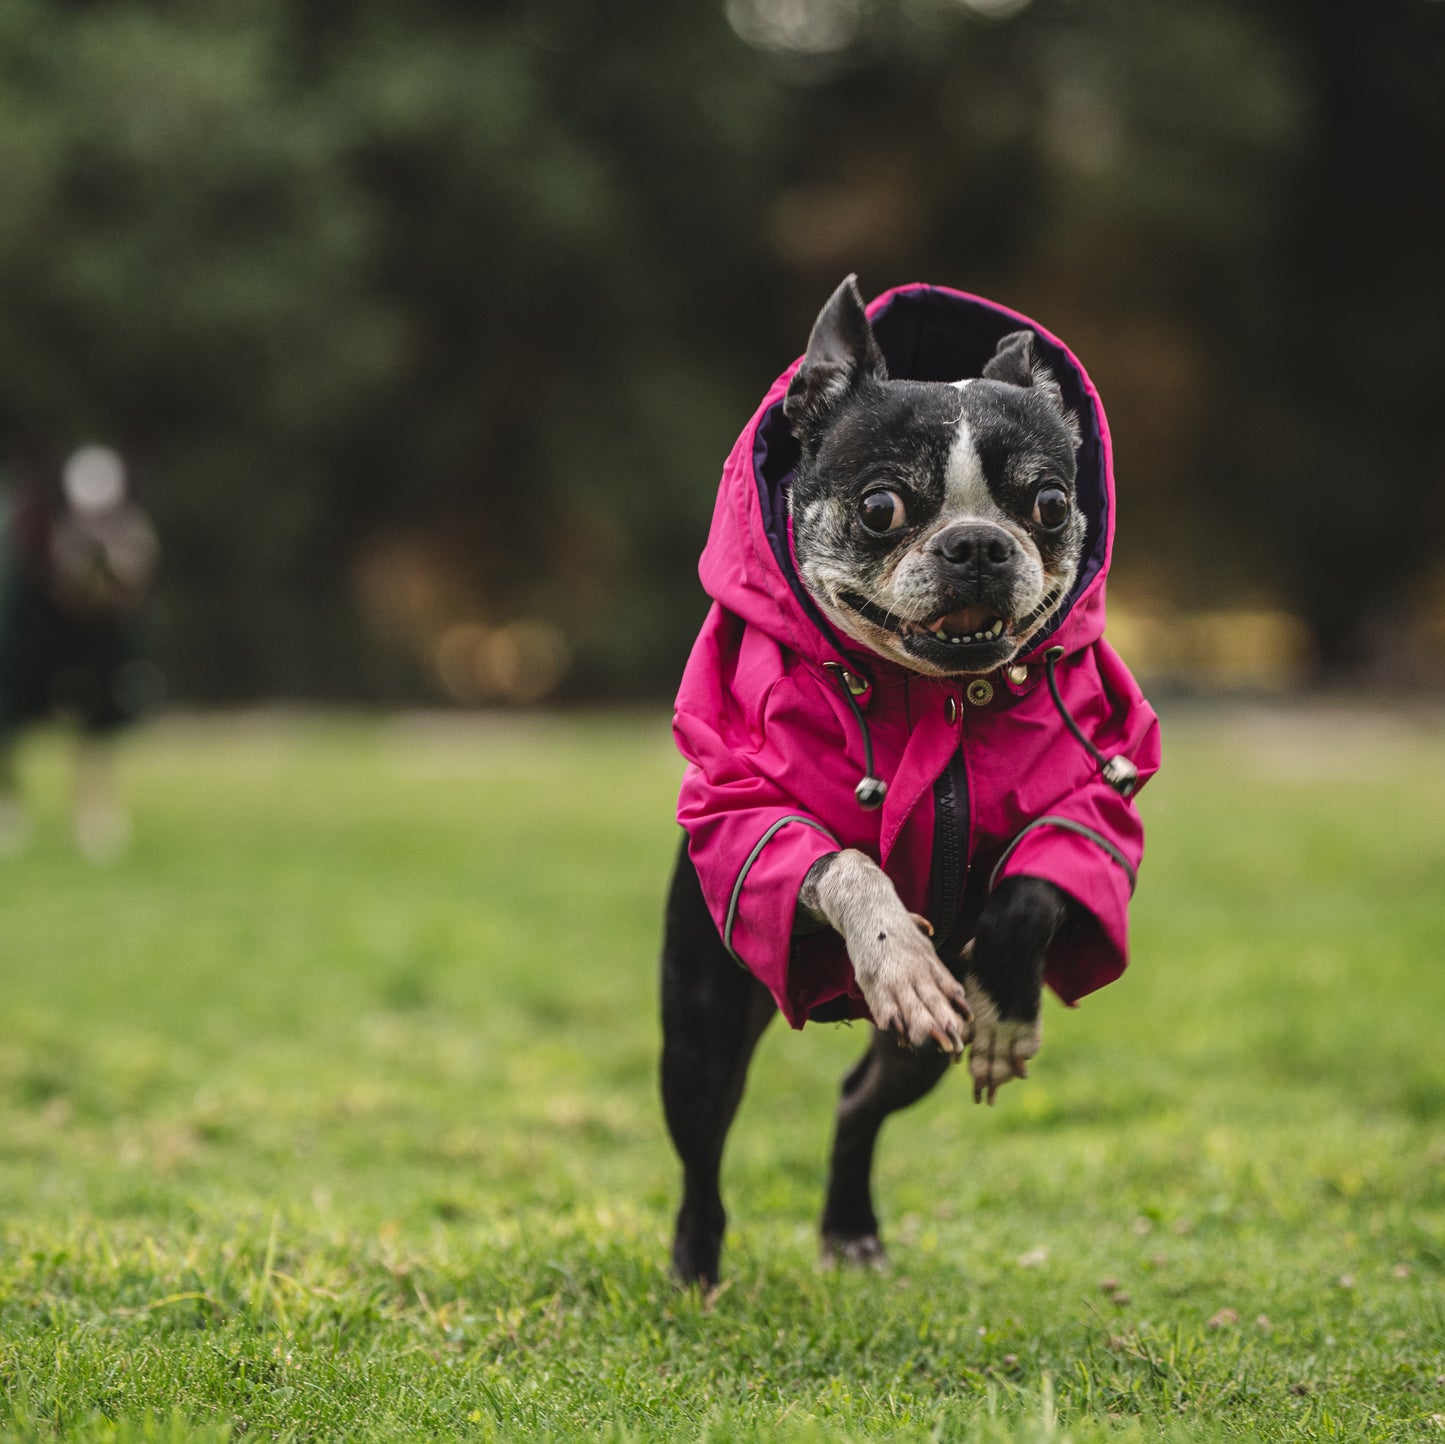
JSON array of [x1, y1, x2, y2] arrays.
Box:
[[1006, 664, 1029, 686], [944, 696, 959, 724], [966, 679, 994, 706], [841, 670, 869, 697]]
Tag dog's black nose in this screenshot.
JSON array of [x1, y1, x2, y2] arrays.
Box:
[[933, 523, 1017, 572]]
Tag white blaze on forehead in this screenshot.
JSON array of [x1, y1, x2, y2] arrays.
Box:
[[941, 403, 1004, 523]]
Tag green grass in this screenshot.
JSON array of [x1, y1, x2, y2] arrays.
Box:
[[0, 706, 1442, 1442]]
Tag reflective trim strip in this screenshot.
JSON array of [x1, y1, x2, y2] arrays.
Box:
[[724, 816, 839, 960], [989, 815, 1136, 893]]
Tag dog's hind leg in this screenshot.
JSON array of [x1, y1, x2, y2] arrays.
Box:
[[820, 1028, 950, 1268], [660, 835, 775, 1287]]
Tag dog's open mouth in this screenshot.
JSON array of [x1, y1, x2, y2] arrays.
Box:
[[900, 605, 1006, 648], [837, 583, 1066, 660]]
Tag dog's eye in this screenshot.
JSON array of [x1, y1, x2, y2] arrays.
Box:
[[1033, 487, 1069, 530], [857, 490, 907, 534]]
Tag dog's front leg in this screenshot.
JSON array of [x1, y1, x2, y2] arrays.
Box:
[[961, 875, 1078, 1104], [800, 850, 972, 1054]]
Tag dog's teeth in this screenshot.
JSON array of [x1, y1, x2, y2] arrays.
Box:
[[989, 619, 1004, 637]]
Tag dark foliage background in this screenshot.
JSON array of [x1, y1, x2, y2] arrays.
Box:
[[2, 0, 1442, 702]]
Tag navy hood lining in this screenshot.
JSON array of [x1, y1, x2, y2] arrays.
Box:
[[752, 286, 1109, 657]]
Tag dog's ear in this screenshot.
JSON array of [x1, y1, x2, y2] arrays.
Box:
[[982, 329, 1079, 444], [784, 274, 887, 444]]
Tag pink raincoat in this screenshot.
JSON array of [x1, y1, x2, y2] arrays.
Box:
[[674, 283, 1161, 1028]]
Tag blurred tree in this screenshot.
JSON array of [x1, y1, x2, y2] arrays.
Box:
[[1245, 0, 1445, 670]]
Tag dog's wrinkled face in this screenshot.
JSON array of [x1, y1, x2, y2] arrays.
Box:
[[785, 277, 1085, 677]]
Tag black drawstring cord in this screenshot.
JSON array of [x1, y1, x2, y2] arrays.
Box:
[[1042, 646, 1139, 797], [826, 664, 887, 809], [829, 649, 1136, 811]]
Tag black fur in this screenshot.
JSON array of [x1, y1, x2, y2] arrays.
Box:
[[966, 875, 1077, 1022], [783, 274, 888, 447], [819, 1029, 951, 1265], [660, 838, 774, 1287]]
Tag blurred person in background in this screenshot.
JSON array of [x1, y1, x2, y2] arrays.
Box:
[[0, 446, 160, 860]]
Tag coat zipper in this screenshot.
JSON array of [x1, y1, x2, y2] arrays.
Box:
[[929, 729, 970, 962]]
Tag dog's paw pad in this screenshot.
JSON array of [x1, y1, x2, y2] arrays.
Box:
[[963, 979, 1040, 1105], [820, 1233, 889, 1272]]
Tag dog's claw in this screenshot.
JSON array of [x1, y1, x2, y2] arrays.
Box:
[[928, 1025, 965, 1058], [909, 913, 935, 938]]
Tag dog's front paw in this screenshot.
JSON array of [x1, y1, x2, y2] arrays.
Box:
[[961, 971, 1040, 1105], [855, 924, 973, 1055], [803, 849, 972, 1055], [957, 876, 1071, 1103]]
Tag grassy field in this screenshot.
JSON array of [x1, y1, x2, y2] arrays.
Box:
[[0, 706, 1442, 1442]]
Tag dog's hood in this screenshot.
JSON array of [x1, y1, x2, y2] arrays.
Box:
[[698, 283, 1114, 670]]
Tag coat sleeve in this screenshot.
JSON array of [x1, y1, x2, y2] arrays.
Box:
[[673, 607, 847, 1025], [992, 640, 1162, 1005]]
